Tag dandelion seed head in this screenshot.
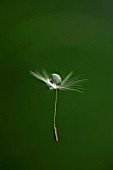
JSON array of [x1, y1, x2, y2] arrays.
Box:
[[30, 70, 87, 142]]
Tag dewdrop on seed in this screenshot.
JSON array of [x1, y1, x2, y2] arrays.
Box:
[[48, 74, 62, 89]]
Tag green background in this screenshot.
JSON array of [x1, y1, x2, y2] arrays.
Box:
[[0, 0, 113, 170]]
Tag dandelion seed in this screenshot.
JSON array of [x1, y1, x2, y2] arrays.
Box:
[[30, 70, 87, 142]]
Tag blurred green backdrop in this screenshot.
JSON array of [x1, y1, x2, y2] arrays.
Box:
[[0, 0, 113, 170]]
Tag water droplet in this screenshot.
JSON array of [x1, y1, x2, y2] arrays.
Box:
[[49, 73, 62, 85]]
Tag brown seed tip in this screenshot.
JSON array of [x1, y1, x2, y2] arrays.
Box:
[[54, 127, 58, 142]]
